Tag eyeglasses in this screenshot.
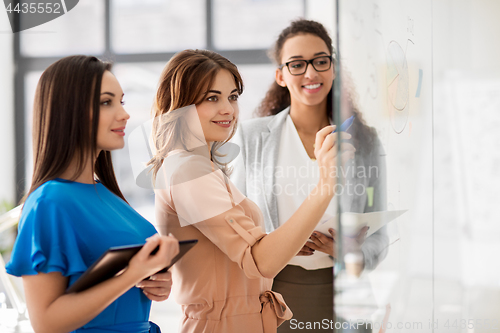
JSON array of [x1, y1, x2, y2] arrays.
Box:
[[279, 55, 333, 76]]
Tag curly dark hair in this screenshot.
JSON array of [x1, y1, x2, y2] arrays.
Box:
[[255, 19, 376, 153]]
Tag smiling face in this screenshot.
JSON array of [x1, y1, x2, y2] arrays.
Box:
[[275, 33, 335, 110], [196, 69, 239, 144], [96, 71, 130, 152]]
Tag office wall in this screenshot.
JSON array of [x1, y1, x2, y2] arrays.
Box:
[[433, 0, 500, 290]]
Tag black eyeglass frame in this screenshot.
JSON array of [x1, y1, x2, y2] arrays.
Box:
[[279, 55, 334, 76]]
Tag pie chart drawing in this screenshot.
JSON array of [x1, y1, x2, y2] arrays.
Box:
[[386, 41, 409, 133]]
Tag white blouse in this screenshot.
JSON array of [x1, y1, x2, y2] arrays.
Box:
[[276, 115, 337, 270]]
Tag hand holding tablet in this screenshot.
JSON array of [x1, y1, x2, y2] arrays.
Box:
[[67, 239, 198, 293]]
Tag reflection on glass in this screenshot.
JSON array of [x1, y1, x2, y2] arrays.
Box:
[[20, 0, 104, 57], [333, 69, 392, 331], [111, 0, 205, 54], [213, 0, 303, 50], [111, 62, 277, 209]]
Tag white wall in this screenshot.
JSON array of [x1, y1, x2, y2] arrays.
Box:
[[433, 0, 500, 78], [433, 0, 500, 288], [0, 9, 15, 210]]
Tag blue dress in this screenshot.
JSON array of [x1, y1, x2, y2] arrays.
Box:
[[6, 179, 159, 333]]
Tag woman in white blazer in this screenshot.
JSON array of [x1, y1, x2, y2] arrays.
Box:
[[231, 19, 389, 332]]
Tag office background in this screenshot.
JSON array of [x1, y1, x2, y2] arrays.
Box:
[[1, 0, 499, 332]]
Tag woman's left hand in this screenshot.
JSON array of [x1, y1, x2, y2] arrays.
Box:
[[136, 271, 173, 302], [307, 229, 337, 258]]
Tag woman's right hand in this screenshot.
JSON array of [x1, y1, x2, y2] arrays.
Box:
[[127, 234, 180, 283], [314, 125, 356, 193]]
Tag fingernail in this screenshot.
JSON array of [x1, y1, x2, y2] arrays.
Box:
[[149, 275, 157, 281], [136, 283, 143, 288]]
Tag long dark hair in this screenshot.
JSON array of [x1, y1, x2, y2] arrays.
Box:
[[149, 49, 244, 177], [28, 55, 127, 202], [256, 19, 376, 152]]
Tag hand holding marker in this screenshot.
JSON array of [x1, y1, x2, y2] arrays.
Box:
[[332, 116, 355, 162], [314, 116, 355, 149], [333, 115, 355, 133], [313, 116, 354, 147]]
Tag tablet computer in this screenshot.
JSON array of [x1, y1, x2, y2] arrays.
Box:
[[67, 239, 198, 293]]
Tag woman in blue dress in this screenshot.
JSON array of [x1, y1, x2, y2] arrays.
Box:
[[6, 55, 179, 333]]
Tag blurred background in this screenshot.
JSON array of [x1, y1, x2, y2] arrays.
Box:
[[0, 0, 499, 332]]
